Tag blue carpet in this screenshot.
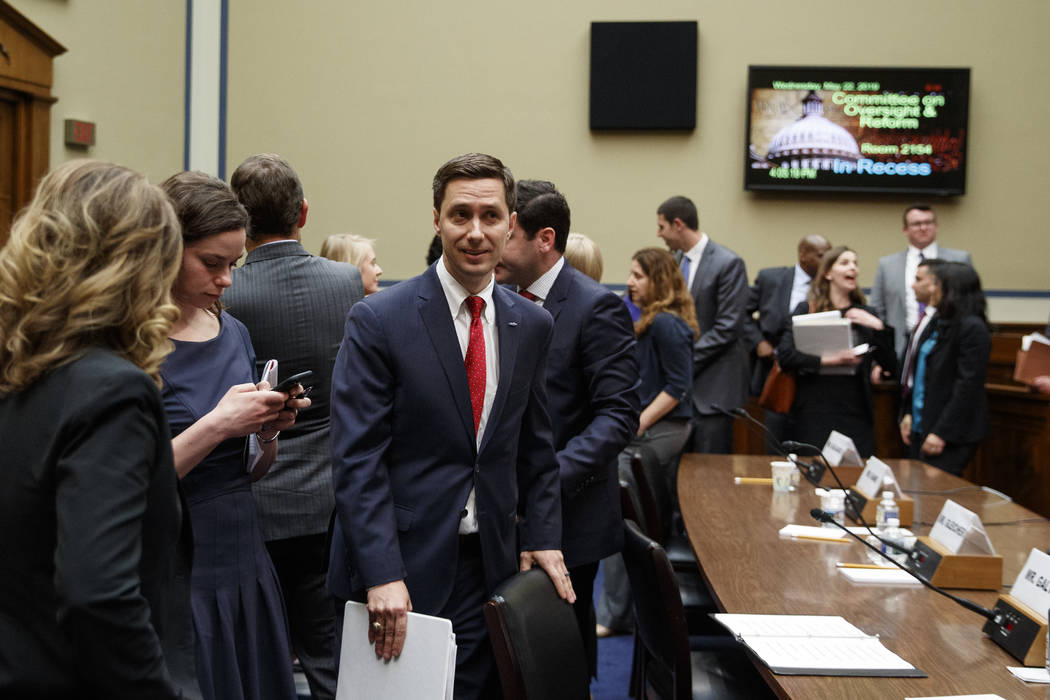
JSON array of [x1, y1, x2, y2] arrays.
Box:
[[589, 561, 633, 700]]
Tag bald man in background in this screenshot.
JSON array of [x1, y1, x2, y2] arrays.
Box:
[[744, 235, 831, 452]]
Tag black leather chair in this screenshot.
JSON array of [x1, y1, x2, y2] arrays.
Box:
[[484, 568, 590, 700], [621, 519, 776, 700]]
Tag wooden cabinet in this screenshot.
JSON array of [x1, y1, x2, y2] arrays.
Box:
[[0, 1, 64, 246]]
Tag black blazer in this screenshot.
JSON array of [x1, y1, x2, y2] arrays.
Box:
[[899, 315, 990, 445], [0, 349, 198, 699], [743, 265, 795, 394], [777, 302, 897, 420], [540, 262, 639, 568]]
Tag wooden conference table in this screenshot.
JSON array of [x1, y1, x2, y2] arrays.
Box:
[[678, 454, 1050, 699]]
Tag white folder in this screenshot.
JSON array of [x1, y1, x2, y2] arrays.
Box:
[[336, 600, 456, 700]]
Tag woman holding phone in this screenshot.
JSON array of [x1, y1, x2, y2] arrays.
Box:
[[160, 171, 309, 700]]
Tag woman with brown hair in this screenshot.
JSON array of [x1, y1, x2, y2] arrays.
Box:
[[596, 247, 698, 637], [0, 160, 199, 698], [160, 171, 308, 700], [777, 245, 896, 457]]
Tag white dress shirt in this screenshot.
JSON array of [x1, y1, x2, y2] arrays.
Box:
[[436, 257, 499, 534], [789, 263, 813, 312], [519, 256, 564, 307], [680, 233, 709, 291], [905, 242, 939, 329]]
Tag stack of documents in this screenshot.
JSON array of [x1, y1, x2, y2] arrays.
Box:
[[1013, 332, 1050, 384], [712, 613, 925, 677], [792, 311, 857, 375], [337, 601, 456, 700]]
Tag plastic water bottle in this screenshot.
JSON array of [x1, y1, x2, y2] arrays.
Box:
[[881, 517, 908, 565], [875, 491, 898, 529], [824, 492, 846, 529]]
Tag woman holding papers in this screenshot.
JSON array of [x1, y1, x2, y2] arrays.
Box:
[[0, 161, 198, 697], [898, 261, 989, 475], [777, 246, 896, 457], [596, 247, 697, 636], [160, 172, 308, 700]]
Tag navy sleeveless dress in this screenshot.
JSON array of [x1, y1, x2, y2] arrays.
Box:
[[161, 312, 296, 700]]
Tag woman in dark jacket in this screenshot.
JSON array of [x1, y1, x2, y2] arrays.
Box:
[[778, 246, 896, 458], [899, 261, 990, 475]]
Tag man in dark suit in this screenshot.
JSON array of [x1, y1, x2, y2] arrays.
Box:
[[744, 234, 830, 450], [494, 179, 639, 675], [869, 203, 972, 358], [327, 153, 573, 699], [657, 195, 750, 453], [222, 153, 364, 700]]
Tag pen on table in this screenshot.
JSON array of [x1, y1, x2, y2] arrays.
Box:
[[791, 534, 849, 544], [734, 476, 773, 485], [836, 562, 895, 569]]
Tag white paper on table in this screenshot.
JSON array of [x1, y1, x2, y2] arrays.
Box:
[[1008, 665, 1050, 683], [779, 524, 848, 541], [1021, 332, 1050, 351], [712, 614, 918, 674], [854, 456, 901, 499], [906, 695, 1008, 699], [839, 568, 922, 586], [336, 601, 456, 700], [822, 430, 863, 467]]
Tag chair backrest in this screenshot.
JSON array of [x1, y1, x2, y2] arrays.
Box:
[[620, 478, 643, 528], [483, 568, 590, 700], [629, 443, 672, 542], [621, 519, 693, 700]]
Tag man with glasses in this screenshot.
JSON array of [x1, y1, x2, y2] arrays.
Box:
[[869, 203, 972, 359]]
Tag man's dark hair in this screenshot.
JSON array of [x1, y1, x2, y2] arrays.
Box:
[[426, 234, 443, 267], [432, 153, 515, 214], [515, 180, 571, 253], [657, 195, 698, 230], [230, 153, 304, 240], [902, 202, 935, 225], [161, 170, 249, 246]]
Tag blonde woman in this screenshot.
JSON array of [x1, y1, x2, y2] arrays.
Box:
[[0, 160, 199, 698], [320, 232, 383, 294], [564, 232, 604, 282]]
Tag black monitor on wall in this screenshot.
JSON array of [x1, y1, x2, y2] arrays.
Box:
[[590, 21, 697, 131], [745, 65, 971, 195]]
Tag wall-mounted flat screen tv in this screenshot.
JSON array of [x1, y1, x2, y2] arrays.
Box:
[[745, 66, 970, 195]]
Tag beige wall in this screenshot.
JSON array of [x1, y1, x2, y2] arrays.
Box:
[[14, 0, 185, 183], [13, 1, 1050, 320]]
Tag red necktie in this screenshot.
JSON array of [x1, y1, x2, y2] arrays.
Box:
[[518, 289, 538, 302], [464, 295, 486, 432]]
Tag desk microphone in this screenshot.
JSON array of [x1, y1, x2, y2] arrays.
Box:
[[711, 405, 824, 486], [810, 508, 994, 620], [782, 438, 903, 553]]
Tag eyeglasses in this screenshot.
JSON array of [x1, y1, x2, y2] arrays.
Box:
[[906, 219, 936, 228]]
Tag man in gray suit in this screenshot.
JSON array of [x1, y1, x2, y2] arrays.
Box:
[[657, 195, 750, 453], [869, 203, 972, 359], [223, 153, 364, 700]]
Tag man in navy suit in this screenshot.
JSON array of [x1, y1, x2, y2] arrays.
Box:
[[657, 196, 750, 453], [744, 234, 830, 451], [327, 153, 573, 699], [494, 179, 639, 675]]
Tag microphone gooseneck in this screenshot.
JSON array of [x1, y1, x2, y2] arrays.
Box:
[[809, 508, 994, 620]]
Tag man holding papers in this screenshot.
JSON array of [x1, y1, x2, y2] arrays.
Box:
[[327, 153, 573, 700]]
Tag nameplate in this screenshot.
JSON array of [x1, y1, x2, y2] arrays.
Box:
[[854, 457, 899, 500], [822, 430, 863, 468], [1010, 549, 1050, 620], [929, 500, 996, 555]]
